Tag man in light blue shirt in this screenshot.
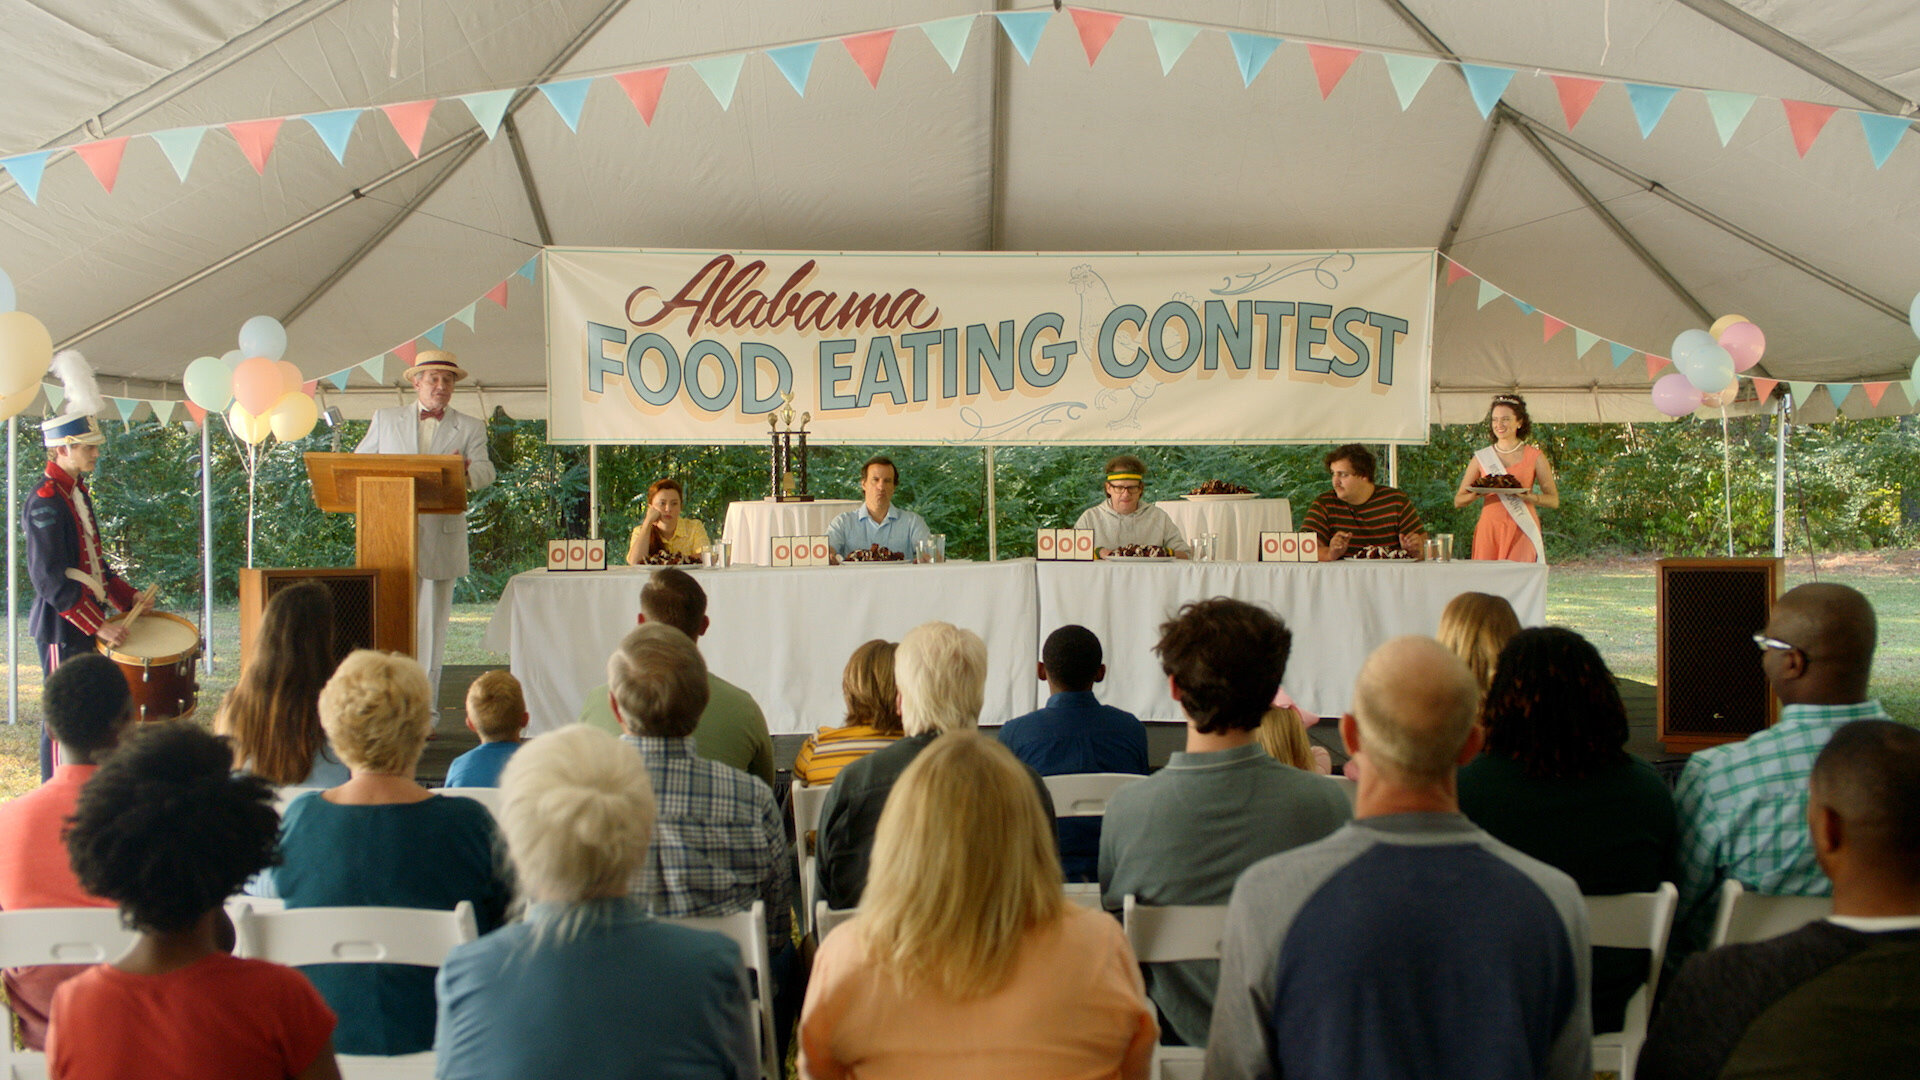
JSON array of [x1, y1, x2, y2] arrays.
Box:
[[826, 455, 931, 560]]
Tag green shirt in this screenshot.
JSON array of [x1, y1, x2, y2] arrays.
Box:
[[579, 672, 775, 791]]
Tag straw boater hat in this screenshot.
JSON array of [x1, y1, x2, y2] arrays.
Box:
[[403, 350, 468, 383], [42, 350, 106, 448]]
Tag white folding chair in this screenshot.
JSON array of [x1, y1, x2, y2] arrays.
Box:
[[1585, 882, 1678, 1080], [1064, 882, 1104, 909], [1042, 772, 1145, 817], [431, 787, 504, 820], [1709, 879, 1832, 948], [791, 781, 831, 935], [813, 901, 859, 943], [1122, 895, 1230, 1080], [667, 901, 781, 1080], [0, 907, 136, 1080], [272, 785, 313, 816], [233, 902, 478, 1080]]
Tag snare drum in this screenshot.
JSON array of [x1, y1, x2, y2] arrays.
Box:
[[98, 610, 202, 722]]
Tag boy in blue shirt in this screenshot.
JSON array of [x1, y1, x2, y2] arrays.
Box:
[[443, 671, 527, 787]]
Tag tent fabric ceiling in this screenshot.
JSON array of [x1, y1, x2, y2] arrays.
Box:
[[0, 0, 1915, 427]]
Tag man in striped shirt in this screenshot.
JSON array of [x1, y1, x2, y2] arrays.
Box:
[[1300, 444, 1426, 560]]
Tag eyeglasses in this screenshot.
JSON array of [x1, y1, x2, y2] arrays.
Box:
[[1752, 633, 1798, 653], [1106, 483, 1143, 493]]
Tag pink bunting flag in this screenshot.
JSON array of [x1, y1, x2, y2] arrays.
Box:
[[381, 100, 438, 158], [1541, 314, 1567, 343], [185, 402, 208, 425], [392, 340, 420, 366], [73, 138, 129, 193], [227, 118, 283, 174], [1749, 377, 1779, 403], [1781, 100, 1838, 158], [1550, 76, 1604, 130], [614, 69, 669, 125], [301, 380, 319, 396], [1646, 354, 1670, 379], [1068, 9, 1123, 65], [1444, 259, 1472, 285], [842, 30, 895, 88], [1306, 45, 1362, 100], [1863, 381, 1891, 407], [484, 279, 511, 307]]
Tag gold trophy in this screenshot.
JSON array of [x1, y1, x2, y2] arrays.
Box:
[[768, 392, 814, 502]]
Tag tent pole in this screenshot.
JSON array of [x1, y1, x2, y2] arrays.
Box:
[[588, 445, 600, 540], [7, 415, 15, 725], [1774, 395, 1788, 557], [984, 446, 998, 562], [202, 417, 215, 676], [1387, 445, 1398, 488], [1673, 0, 1920, 124]]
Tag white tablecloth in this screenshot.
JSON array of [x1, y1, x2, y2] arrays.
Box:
[[720, 499, 860, 565], [1155, 498, 1294, 562], [1034, 560, 1546, 721], [484, 561, 1039, 735]]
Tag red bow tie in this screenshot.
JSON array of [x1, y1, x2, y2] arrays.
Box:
[[420, 407, 445, 421]]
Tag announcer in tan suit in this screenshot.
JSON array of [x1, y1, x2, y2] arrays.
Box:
[[354, 350, 496, 707]]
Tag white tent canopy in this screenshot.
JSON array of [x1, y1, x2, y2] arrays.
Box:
[[2, 0, 1916, 427]]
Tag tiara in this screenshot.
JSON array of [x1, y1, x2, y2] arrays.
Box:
[[1491, 393, 1525, 406]]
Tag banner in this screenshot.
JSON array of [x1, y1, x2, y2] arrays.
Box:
[[546, 248, 1435, 445]]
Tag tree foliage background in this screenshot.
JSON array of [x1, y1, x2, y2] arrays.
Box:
[[12, 407, 1918, 606]]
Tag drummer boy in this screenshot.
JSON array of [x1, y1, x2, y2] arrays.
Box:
[[24, 352, 141, 782]]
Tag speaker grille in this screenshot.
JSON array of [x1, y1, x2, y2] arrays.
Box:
[[250, 569, 379, 669], [1659, 559, 1780, 750]]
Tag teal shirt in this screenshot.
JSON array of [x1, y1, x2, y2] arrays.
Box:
[[579, 673, 775, 790]]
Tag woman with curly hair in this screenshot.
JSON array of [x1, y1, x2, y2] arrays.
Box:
[[1453, 393, 1559, 562], [216, 581, 347, 787], [1457, 627, 1676, 1035], [49, 723, 341, 1080]]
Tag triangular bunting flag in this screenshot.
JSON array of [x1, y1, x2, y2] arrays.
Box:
[[1382, 54, 1439, 111], [1624, 84, 1679, 138], [185, 401, 207, 425], [1863, 381, 1891, 407], [1787, 381, 1819, 408], [301, 380, 319, 397], [458, 92, 513, 139], [1512, 298, 1536, 316], [1646, 354, 1670, 379], [422, 323, 447, 349], [326, 370, 354, 391], [1541, 315, 1567, 342], [1068, 9, 1123, 66], [766, 43, 819, 96], [691, 55, 747, 109], [1749, 377, 1778, 403], [613, 69, 669, 125], [151, 400, 177, 425], [1550, 76, 1603, 130], [451, 302, 478, 330], [45, 386, 64, 411], [392, 340, 419, 366], [517, 255, 539, 282], [1703, 91, 1757, 146], [381, 100, 437, 157], [1781, 100, 1838, 158], [920, 16, 975, 73], [73, 138, 129, 193], [1227, 33, 1281, 86], [304, 109, 363, 162], [1, 152, 51, 204], [1445, 260, 1471, 285], [360, 356, 387, 381], [485, 279, 511, 307], [226, 118, 283, 174], [1609, 343, 1635, 368], [150, 127, 207, 182], [113, 398, 139, 424], [1904, 381, 1918, 409], [1460, 64, 1514, 119], [537, 79, 592, 133], [1476, 280, 1502, 309], [993, 11, 1052, 65], [843, 30, 895, 88], [1857, 112, 1907, 169], [1306, 45, 1362, 100], [1573, 328, 1601, 359], [1827, 382, 1855, 410], [1145, 20, 1200, 75]]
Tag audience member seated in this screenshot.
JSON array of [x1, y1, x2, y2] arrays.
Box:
[[1457, 627, 1677, 1034], [434, 724, 757, 1080], [1638, 719, 1920, 1080], [1436, 590, 1521, 692], [999, 625, 1149, 882], [50, 724, 339, 1080], [1675, 583, 1887, 954], [800, 732, 1157, 1080], [792, 639, 904, 786], [1099, 599, 1350, 1046], [579, 569, 775, 789], [816, 622, 1054, 911], [0, 654, 132, 1049], [1255, 688, 1331, 775], [215, 580, 348, 787], [607, 622, 796, 1060], [1207, 637, 1591, 1080], [271, 650, 511, 1055], [443, 670, 528, 788]]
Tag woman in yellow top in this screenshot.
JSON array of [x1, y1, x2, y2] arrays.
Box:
[[626, 479, 711, 564], [792, 640, 904, 786]]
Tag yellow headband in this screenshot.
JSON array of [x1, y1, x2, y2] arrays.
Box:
[[1107, 473, 1143, 483]]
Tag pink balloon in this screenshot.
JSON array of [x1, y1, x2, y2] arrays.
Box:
[[1651, 373, 1705, 417], [232, 356, 283, 414], [277, 360, 304, 395], [1717, 321, 1766, 371]]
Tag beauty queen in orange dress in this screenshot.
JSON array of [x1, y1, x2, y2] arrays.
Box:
[[1454, 394, 1559, 563]]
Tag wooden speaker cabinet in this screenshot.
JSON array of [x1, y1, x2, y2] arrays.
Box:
[[1657, 557, 1782, 753], [238, 568, 381, 670]]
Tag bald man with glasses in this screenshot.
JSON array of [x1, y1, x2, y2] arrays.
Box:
[[1672, 582, 1889, 955]]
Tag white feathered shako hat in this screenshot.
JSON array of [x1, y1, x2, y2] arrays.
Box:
[[43, 351, 105, 447]]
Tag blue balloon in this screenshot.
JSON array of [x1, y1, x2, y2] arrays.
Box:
[[238, 315, 288, 362], [1910, 290, 1920, 341], [221, 349, 246, 370], [0, 265, 13, 314], [1677, 341, 1735, 393], [1670, 328, 1717, 367]]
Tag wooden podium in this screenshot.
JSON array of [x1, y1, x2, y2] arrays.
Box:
[[305, 453, 468, 657]]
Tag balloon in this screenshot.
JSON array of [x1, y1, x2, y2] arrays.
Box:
[[1717, 320, 1766, 372], [227, 402, 272, 445], [276, 360, 305, 395], [220, 349, 245, 369], [269, 391, 319, 441], [0, 383, 38, 421], [239, 315, 288, 362], [0, 311, 54, 396], [1709, 314, 1750, 338], [232, 356, 283, 414], [183, 355, 234, 412], [1700, 385, 1741, 408], [1652, 373, 1705, 417], [1677, 342, 1735, 393], [1911, 292, 1920, 340], [1671, 329, 1717, 366], [0, 265, 13, 314]]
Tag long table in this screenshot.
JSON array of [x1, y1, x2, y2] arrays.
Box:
[[485, 558, 1545, 734]]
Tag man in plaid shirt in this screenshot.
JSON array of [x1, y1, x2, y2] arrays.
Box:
[[1673, 583, 1887, 954]]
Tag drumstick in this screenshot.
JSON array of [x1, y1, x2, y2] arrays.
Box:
[[122, 585, 159, 627]]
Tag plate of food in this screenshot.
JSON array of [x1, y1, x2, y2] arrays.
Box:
[[1101, 544, 1177, 562], [1183, 481, 1257, 501], [1466, 476, 1526, 496]]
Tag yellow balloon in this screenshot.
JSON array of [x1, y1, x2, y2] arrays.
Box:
[[0, 311, 54, 397], [227, 402, 272, 445], [1709, 314, 1751, 338], [268, 390, 319, 442], [0, 383, 39, 421]]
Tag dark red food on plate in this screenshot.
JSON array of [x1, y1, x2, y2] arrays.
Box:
[[1188, 480, 1254, 495], [1105, 544, 1173, 558], [843, 544, 907, 563]]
